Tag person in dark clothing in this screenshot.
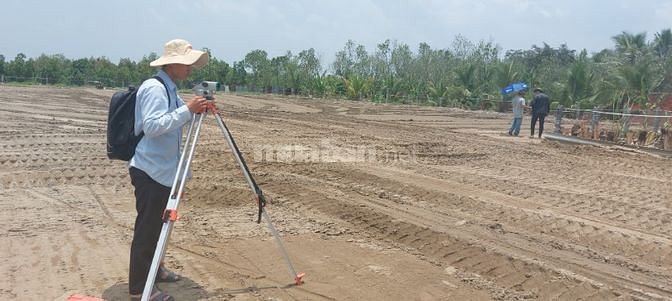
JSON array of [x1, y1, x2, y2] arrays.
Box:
[[530, 88, 550, 138]]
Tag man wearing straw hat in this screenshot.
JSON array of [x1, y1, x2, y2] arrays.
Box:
[[128, 38, 209, 301]]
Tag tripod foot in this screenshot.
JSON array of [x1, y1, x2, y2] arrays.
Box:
[[295, 273, 305, 286]]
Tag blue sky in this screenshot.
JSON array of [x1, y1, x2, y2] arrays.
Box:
[[1, 0, 671, 66]]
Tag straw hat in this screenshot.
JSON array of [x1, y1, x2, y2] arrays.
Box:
[[149, 39, 209, 68]]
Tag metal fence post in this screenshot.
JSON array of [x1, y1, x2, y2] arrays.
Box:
[[653, 108, 662, 132], [622, 107, 631, 138], [554, 105, 564, 134], [591, 107, 599, 139]]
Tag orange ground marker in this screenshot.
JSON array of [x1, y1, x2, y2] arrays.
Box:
[[67, 294, 106, 301]]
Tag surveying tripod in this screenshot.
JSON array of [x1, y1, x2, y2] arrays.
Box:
[[141, 99, 304, 301]]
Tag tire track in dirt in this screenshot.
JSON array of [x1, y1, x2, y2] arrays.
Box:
[[418, 164, 672, 260], [253, 162, 671, 300], [0, 168, 128, 190], [362, 165, 671, 297], [193, 102, 672, 299], [5, 86, 672, 300], [252, 171, 605, 299], [0, 188, 128, 300]]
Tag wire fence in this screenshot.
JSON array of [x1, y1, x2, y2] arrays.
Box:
[[0, 75, 134, 88], [552, 105, 672, 150]]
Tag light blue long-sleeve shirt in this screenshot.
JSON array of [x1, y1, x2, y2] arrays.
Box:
[[129, 70, 193, 187]]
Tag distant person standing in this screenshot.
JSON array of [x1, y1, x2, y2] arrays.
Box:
[[508, 90, 526, 136], [530, 88, 550, 138]]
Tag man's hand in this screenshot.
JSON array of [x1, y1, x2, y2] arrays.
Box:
[[186, 96, 208, 113]]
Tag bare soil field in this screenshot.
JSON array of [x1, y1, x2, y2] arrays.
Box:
[[1, 85, 672, 301]]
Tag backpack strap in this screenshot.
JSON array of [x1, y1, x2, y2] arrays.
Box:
[[152, 75, 172, 108], [135, 76, 172, 142]]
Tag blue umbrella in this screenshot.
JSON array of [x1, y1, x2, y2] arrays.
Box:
[[501, 82, 528, 95]]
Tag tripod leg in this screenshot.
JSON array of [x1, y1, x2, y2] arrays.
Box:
[[259, 207, 303, 284], [212, 112, 258, 192], [169, 112, 199, 197], [141, 112, 207, 301], [212, 112, 304, 285]]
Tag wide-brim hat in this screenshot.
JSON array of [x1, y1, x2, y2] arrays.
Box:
[[150, 39, 209, 68]]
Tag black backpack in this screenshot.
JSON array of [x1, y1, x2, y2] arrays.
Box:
[[106, 76, 170, 161]]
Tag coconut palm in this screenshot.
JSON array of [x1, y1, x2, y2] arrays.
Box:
[[563, 51, 595, 107], [344, 75, 373, 100], [653, 29, 672, 91], [612, 31, 648, 65]]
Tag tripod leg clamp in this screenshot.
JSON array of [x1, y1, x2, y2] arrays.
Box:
[[162, 209, 178, 222]]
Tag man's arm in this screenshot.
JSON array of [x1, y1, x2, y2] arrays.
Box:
[[139, 84, 192, 137]]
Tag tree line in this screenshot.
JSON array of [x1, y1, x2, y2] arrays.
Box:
[[1, 29, 671, 111]]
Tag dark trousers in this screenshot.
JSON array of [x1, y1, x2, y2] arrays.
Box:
[[128, 167, 171, 295], [531, 113, 547, 137]]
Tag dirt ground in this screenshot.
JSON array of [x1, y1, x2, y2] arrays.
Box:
[[1, 85, 672, 301]]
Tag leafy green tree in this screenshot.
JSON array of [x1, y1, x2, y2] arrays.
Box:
[[310, 72, 340, 98], [370, 40, 393, 101], [24, 57, 36, 81], [244, 49, 271, 91], [33, 54, 68, 84], [609, 31, 661, 109], [612, 31, 648, 65], [427, 80, 450, 106], [229, 61, 247, 89], [344, 75, 373, 100], [562, 50, 595, 107], [67, 58, 90, 85], [653, 29, 672, 60], [653, 29, 672, 90], [4, 28, 672, 113], [7, 53, 28, 80], [495, 61, 521, 92], [114, 58, 138, 88], [136, 53, 159, 81], [189, 48, 233, 88], [332, 40, 356, 78], [297, 48, 321, 95], [268, 52, 294, 92], [90, 57, 115, 86], [389, 42, 414, 102]]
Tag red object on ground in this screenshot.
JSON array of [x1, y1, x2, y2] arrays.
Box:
[[67, 294, 106, 301], [295, 272, 306, 285]]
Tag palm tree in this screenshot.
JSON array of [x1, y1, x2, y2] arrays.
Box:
[[563, 51, 595, 107], [608, 31, 663, 110], [427, 80, 450, 106], [495, 61, 520, 91], [653, 29, 672, 91], [653, 29, 672, 59], [344, 76, 373, 100], [612, 31, 648, 65]]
